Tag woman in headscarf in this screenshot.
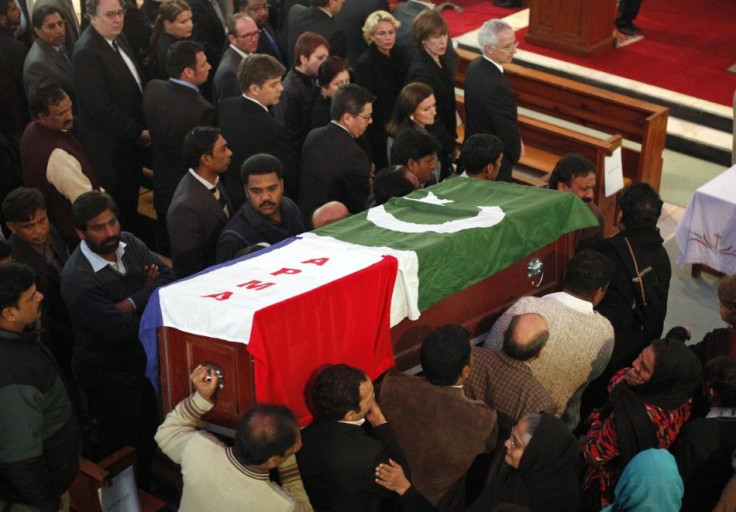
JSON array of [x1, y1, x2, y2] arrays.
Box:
[[602, 449, 684, 512], [674, 355, 736, 512], [582, 338, 702, 510], [352, 10, 408, 170], [466, 412, 580, 512]]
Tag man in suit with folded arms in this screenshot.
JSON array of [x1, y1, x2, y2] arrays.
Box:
[[464, 18, 521, 183], [219, 53, 299, 206], [143, 40, 215, 255], [73, 0, 149, 230]]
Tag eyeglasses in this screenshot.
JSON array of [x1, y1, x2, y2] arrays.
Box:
[[237, 29, 261, 39], [493, 41, 519, 52], [354, 113, 372, 121], [101, 8, 126, 19], [507, 433, 525, 450]]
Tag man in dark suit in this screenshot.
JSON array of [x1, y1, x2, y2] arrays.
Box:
[[464, 19, 520, 183], [188, 0, 227, 97], [167, 126, 233, 278], [239, 0, 286, 65], [143, 40, 215, 255], [334, 0, 387, 64], [298, 83, 374, 226], [219, 54, 298, 207], [23, 4, 75, 100], [31, 0, 81, 52], [73, 0, 149, 230], [0, 0, 29, 143], [212, 12, 259, 105], [286, 0, 345, 64], [297, 364, 409, 512]]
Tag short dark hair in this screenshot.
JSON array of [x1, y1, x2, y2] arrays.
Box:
[[183, 126, 221, 170], [330, 83, 375, 121], [503, 314, 549, 361], [0, 0, 15, 16], [420, 324, 471, 386], [390, 129, 438, 167], [2, 187, 46, 223], [373, 166, 415, 205], [312, 364, 367, 421], [31, 4, 63, 29], [705, 356, 736, 408], [166, 40, 205, 78], [72, 191, 118, 231], [28, 82, 69, 119], [233, 405, 299, 465], [294, 31, 329, 62], [548, 153, 596, 190], [619, 182, 663, 230], [86, 0, 123, 16], [0, 263, 36, 312], [564, 249, 614, 297], [317, 56, 349, 89], [460, 134, 504, 175], [241, 153, 283, 183], [238, 53, 285, 92], [0, 239, 12, 262]]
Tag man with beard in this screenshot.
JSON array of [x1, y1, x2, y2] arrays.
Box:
[[60, 190, 174, 488], [216, 153, 304, 263], [548, 153, 605, 251]]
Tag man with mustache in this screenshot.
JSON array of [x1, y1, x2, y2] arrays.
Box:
[[548, 153, 605, 251], [20, 83, 99, 250], [61, 190, 175, 488], [216, 153, 304, 263]]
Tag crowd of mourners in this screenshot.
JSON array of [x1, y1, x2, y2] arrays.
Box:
[[1, 0, 735, 510]]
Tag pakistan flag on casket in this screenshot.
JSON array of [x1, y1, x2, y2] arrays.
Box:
[[314, 179, 599, 312]]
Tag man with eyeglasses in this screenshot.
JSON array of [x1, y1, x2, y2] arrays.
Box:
[[213, 13, 259, 105], [23, 4, 75, 100], [73, 0, 149, 232], [464, 18, 521, 183], [299, 83, 375, 226], [239, 0, 287, 65]]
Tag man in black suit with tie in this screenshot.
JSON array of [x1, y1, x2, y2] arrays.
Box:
[[219, 53, 299, 206], [239, 0, 286, 65], [299, 83, 374, 226], [167, 126, 233, 278], [143, 40, 215, 255], [23, 4, 75, 100], [286, 0, 345, 64], [212, 12, 259, 105], [464, 19, 521, 183], [188, 0, 227, 97], [73, 0, 149, 230]]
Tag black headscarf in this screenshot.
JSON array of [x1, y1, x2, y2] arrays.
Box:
[[608, 338, 703, 465], [467, 413, 580, 512]]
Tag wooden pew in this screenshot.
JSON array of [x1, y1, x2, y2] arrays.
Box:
[[454, 47, 668, 191], [456, 94, 623, 236]]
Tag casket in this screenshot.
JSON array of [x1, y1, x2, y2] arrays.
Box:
[[144, 180, 595, 430]]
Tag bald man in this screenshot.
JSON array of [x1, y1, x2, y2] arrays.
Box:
[[311, 201, 349, 229]]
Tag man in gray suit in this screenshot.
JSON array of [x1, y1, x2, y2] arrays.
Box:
[[23, 4, 74, 99], [167, 126, 233, 278], [29, 0, 80, 52], [212, 13, 259, 105]]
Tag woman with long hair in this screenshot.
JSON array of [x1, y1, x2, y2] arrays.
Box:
[[145, 0, 192, 79], [352, 10, 408, 170]]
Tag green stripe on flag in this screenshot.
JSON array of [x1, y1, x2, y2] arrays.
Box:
[[315, 179, 599, 311]]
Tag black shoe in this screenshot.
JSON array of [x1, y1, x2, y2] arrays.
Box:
[[493, 0, 522, 7], [630, 23, 642, 32]]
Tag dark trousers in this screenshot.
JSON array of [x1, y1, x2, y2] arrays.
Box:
[[616, 0, 642, 26], [72, 360, 160, 489]]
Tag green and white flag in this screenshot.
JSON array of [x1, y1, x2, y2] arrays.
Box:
[[308, 179, 599, 313]]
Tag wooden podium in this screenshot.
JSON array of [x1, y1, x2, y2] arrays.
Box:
[[526, 0, 616, 57]]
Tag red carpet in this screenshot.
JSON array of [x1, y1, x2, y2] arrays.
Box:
[[441, 0, 736, 106]]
